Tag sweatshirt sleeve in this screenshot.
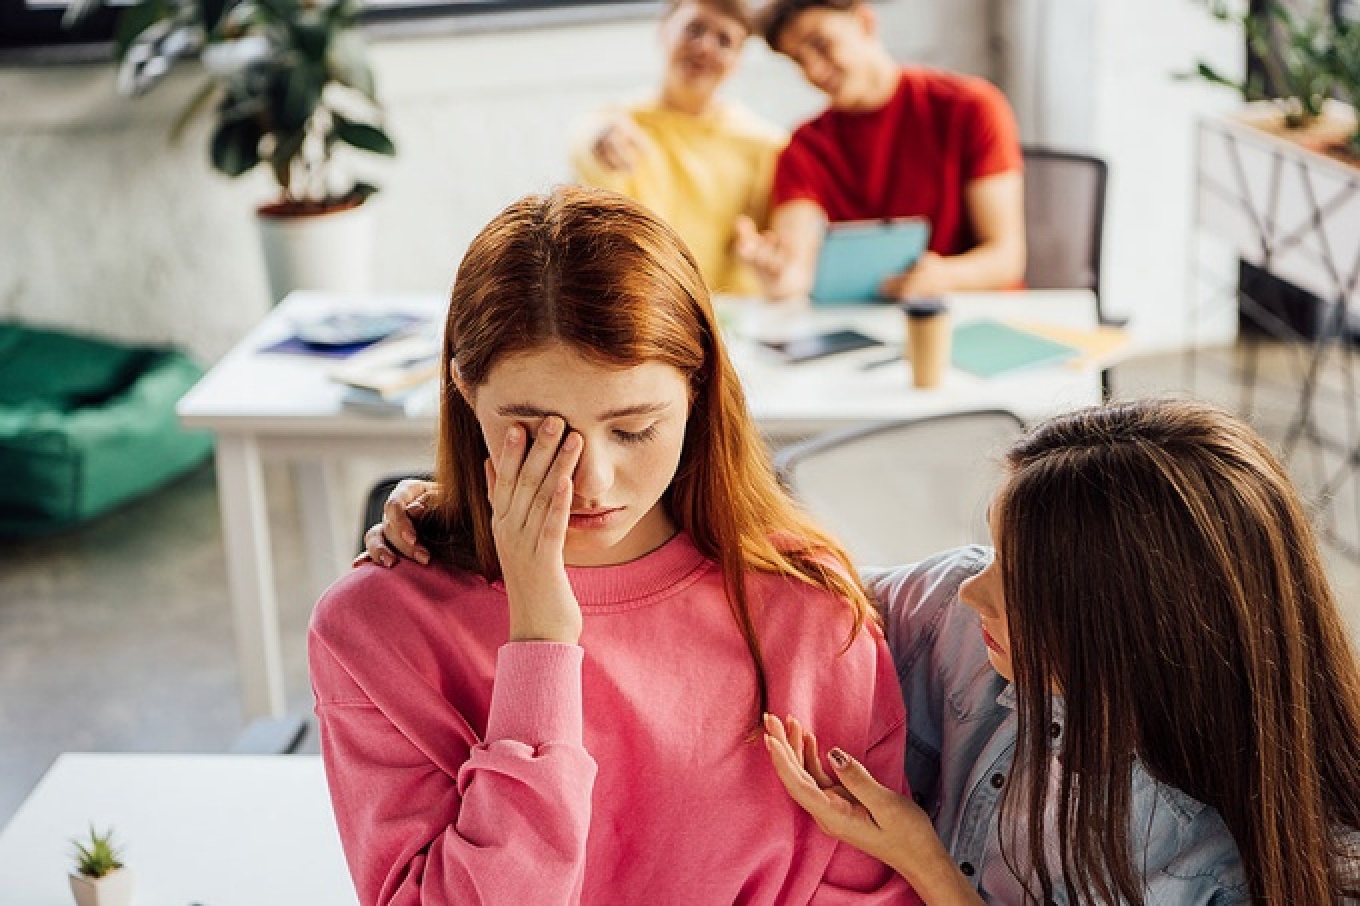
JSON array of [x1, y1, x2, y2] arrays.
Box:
[[312, 636, 598, 906]]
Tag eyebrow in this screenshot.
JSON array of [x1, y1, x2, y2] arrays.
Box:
[[496, 402, 672, 420]]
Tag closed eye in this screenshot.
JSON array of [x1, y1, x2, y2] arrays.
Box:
[[614, 424, 659, 445]]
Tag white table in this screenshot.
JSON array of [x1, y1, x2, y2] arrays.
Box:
[[0, 754, 356, 906], [179, 288, 1106, 720]]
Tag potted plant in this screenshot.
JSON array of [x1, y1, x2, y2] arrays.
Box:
[[1329, 16, 1360, 161], [68, 825, 133, 906], [1183, 0, 1353, 151], [77, 0, 396, 301]]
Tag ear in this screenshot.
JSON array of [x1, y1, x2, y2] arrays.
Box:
[[854, 2, 877, 37]]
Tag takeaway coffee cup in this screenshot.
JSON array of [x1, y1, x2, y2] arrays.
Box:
[[903, 300, 950, 389]]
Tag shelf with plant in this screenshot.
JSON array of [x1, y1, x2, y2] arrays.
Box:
[[1183, 0, 1358, 163]]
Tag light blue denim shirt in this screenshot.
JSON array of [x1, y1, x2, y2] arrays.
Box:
[[864, 546, 1250, 905]]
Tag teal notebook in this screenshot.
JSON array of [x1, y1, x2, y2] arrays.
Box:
[[951, 319, 1079, 378]]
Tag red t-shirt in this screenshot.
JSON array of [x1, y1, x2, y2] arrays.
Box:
[[772, 67, 1022, 257]]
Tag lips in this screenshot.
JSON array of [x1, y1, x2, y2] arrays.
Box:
[[981, 625, 1005, 655], [568, 507, 623, 530]]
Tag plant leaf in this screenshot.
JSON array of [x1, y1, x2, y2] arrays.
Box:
[[331, 114, 395, 156], [211, 118, 263, 177], [113, 0, 170, 60], [280, 63, 325, 132], [269, 128, 306, 191]]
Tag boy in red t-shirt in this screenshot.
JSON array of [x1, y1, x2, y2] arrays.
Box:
[[735, 0, 1026, 300]]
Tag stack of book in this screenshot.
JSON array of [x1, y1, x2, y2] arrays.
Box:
[[330, 322, 441, 416]]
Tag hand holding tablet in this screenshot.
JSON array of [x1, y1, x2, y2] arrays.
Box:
[[810, 217, 932, 305]]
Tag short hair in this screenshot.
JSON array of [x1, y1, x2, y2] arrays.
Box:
[[666, 0, 755, 32], [754, 0, 859, 49]]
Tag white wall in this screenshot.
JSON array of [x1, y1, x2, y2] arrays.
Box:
[[0, 0, 990, 364], [1001, 0, 1246, 351]]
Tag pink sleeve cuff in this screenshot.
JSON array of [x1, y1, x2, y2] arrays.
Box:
[[486, 642, 585, 747]]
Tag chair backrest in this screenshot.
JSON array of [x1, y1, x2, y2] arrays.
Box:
[[1022, 147, 1109, 320], [773, 410, 1026, 568]]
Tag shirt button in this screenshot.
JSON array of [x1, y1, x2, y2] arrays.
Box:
[[990, 773, 1004, 789], [960, 862, 975, 877]]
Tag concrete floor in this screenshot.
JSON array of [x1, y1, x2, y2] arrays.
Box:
[[3, 343, 1360, 828]]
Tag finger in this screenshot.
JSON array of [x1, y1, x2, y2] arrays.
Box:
[[361, 525, 396, 568], [763, 730, 822, 802], [763, 712, 792, 751], [786, 715, 807, 766], [880, 273, 909, 300], [804, 730, 836, 790], [764, 733, 852, 835], [405, 492, 430, 518], [826, 748, 895, 813], [491, 424, 528, 517], [613, 133, 641, 169], [392, 478, 434, 508], [598, 137, 625, 171], [382, 492, 423, 556], [510, 417, 566, 530], [530, 431, 582, 552]]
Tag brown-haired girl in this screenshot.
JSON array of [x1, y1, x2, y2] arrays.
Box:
[[766, 399, 1360, 904], [309, 186, 921, 904]]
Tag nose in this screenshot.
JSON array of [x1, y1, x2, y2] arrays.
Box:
[[803, 55, 833, 89], [572, 437, 614, 504]]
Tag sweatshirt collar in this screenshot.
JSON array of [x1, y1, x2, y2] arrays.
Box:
[[564, 531, 712, 611]]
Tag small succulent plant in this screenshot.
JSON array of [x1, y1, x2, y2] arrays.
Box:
[[70, 825, 125, 879]]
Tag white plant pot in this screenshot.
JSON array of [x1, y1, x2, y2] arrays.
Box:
[[69, 868, 133, 906], [257, 201, 375, 304]]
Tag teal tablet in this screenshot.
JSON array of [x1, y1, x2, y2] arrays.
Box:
[[810, 217, 932, 305]]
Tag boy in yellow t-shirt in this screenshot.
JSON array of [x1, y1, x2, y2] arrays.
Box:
[[569, 0, 785, 296]]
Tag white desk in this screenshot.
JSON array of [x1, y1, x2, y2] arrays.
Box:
[[0, 754, 356, 906], [179, 289, 1105, 720]]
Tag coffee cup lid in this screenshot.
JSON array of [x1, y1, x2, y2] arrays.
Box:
[[901, 299, 947, 317]]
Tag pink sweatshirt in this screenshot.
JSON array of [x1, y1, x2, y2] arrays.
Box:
[[310, 531, 923, 905]]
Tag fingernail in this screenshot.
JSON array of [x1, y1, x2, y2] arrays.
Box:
[[401, 530, 416, 545], [379, 554, 393, 568], [829, 748, 849, 768], [416, 549, 430, 565]]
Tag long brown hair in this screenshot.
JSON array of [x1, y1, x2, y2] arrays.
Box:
[[429, 185, 872, 718], [995, 398, 1360, 904]]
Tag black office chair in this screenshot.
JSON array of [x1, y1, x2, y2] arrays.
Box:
[[1021, 147, 1121, 398]]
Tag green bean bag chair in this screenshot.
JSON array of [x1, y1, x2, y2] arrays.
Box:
[[0, 323, 214, 537]]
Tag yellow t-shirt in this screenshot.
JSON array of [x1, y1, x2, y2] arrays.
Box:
[[570, 99, 787, 297]]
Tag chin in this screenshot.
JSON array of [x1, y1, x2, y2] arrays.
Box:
[[986, 651, 1016, 684]]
